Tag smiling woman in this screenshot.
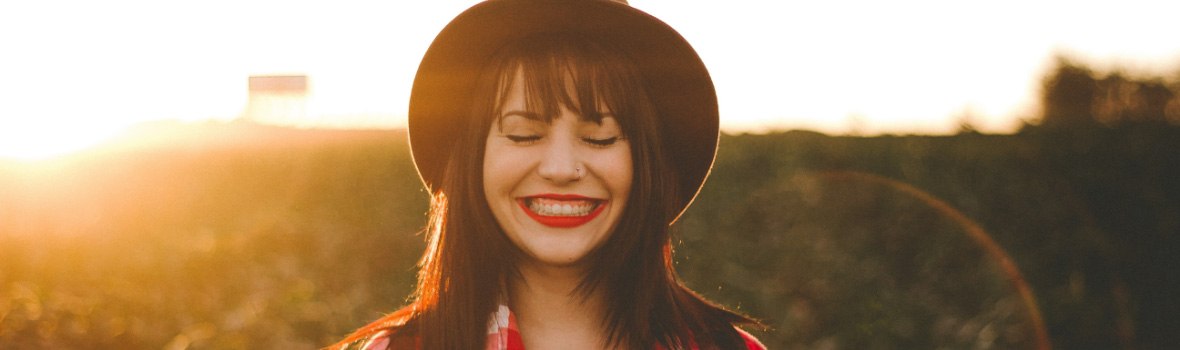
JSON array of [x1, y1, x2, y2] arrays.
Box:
[[332, 1, 765, 349]]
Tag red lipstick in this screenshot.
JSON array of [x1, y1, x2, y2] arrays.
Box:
[[518, 194, 606, 228]]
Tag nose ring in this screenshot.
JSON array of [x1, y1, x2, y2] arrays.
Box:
[[575, 167, 583, 179]]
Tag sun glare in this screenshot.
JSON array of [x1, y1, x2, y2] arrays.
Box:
[[0, 123, 127, 161], [0, 0, 1176, 145]]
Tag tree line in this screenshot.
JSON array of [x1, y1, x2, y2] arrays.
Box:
[[1040, 56, 1180, 128]]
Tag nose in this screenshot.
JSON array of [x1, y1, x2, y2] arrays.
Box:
[[536, 134, 581, 184]]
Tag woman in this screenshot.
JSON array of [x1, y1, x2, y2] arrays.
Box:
[[334, 1, 764, 348]]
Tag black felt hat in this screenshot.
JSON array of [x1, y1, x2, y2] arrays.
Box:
[[409, 0, 718, 222]]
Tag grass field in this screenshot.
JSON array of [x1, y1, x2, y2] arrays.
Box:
[[2, 122, 1176, 349]]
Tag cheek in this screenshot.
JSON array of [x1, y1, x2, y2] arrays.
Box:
[[482, 142, 527, 195], [604, 148, 634, 199], [482, 140, 499, 200], [482, 145, 516, 228], [482, 145, 504, 194]]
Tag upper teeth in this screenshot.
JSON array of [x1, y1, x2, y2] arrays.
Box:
[[528, 198, 597, 217]]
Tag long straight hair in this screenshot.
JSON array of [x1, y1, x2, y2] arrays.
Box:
[[336, 33, 755, 349]]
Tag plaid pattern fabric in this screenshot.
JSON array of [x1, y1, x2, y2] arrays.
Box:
[[485, 304, 525, 350], [355, 304, 522, 350], [356, 304, 763, 350], [356, 330, 390, 350]]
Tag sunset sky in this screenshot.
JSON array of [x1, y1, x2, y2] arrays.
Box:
[[1, 0, 1178, 159]]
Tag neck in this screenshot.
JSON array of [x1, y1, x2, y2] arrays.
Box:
[[509, 261, 613, 349]]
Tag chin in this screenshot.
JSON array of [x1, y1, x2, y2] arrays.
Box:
[[524, 249, 596, 268]]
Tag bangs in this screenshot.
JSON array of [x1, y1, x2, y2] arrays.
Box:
[[488, 33, 643, 130]]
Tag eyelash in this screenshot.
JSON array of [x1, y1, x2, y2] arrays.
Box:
[[583, 136, 619, 147], [505, 135, 541, 144]]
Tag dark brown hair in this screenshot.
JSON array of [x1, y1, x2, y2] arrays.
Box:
[[335, 33, 755, 349]]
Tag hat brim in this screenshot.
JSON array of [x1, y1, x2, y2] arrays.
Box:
[[408, 0, 718, 222]]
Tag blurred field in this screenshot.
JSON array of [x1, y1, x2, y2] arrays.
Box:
[[1, 123, 1177, 349]]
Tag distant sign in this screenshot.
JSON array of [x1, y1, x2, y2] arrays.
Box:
[[248, 75, 307, 93]]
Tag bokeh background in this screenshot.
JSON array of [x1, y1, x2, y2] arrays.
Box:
[[3, 0, 1180, 349], [3, 60, 1179, 349]]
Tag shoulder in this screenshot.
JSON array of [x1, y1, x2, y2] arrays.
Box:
[[331, 307, 419, 350], [337, 329, 420, 350], [736, 327, 767, 350], [352, 330, 392, 350]]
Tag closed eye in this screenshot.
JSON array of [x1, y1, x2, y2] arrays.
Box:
[[583, 136, 620, 147], [506, 134, 542, 144]]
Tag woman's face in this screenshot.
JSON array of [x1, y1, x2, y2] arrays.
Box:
[[483, 71, 632, 268]]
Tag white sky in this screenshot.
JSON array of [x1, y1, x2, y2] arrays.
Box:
[[1, 0, 1178, 157]]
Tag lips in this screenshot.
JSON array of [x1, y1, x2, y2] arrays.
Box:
[[517, 194, 606, 228]]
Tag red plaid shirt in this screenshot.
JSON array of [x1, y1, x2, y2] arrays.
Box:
[[357, 304, 765, 350]]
